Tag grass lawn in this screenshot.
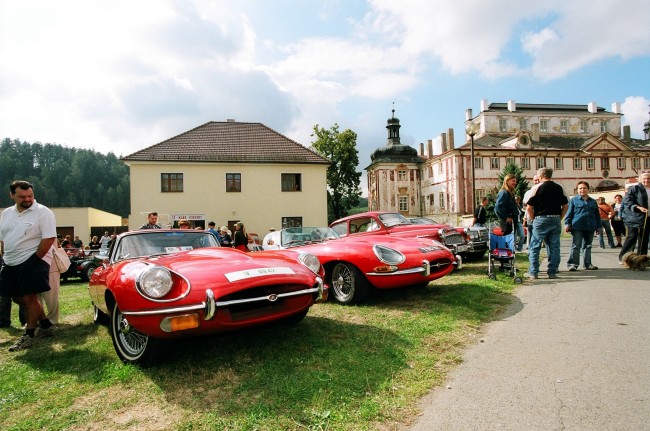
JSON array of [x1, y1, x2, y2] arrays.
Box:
[[0, 255, 527, 431]]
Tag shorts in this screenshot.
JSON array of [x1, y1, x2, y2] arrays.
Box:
[[0, 254, 51, 298]]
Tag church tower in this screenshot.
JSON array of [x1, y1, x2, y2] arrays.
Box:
[[366, 108, 423, 214]]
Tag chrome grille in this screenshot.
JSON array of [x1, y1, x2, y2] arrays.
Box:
[[442, 232, 465, 246]]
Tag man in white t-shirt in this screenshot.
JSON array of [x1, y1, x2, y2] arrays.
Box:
[[0, 181, 57, 351], [522, 174, 540, 248]]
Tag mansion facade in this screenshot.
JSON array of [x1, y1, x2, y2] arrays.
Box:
[[367, 100, 650, 225]]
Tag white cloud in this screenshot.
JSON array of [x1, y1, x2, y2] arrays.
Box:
[[621, 96, 650, 138]]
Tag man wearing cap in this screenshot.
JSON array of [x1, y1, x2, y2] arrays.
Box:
[[218, 226, 232, 247], [178, 219, 191, 229]]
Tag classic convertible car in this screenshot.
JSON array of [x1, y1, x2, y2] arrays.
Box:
[[262, 226, 457, 305], [407, 217, 489, 259], [89, 230, 327, 365], [330, 211, 477, 261]]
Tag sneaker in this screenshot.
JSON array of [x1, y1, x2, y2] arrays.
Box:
[[619, 261, 625, 266], [548, 273, 559, 279], [585, 265, 598, 270], [8, 334, 37, 352], [568, 266, 578, 272], [524, 272, 538, 280], [36, 325, 58, 338]]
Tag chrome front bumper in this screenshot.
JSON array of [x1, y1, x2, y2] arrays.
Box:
[[122, 277, 325, 321]]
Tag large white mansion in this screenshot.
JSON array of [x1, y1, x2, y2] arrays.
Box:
[[367, 100, 650, 225]]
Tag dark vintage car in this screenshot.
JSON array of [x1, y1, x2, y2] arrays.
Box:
[[330, 211, 470, 264], [262, 226, 457, 304], [89, 230, 327, 365], [408, 217, 489, 259], [60, 248, 102, 281]]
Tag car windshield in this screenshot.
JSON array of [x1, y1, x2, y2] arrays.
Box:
[[378, 213, 411, 227], [112, 231, 219, 261], [281, 227, 340, 246]]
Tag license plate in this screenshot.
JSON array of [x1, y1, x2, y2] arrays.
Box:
[[225, 267, 296, 282], [455, 245, 469, 252]]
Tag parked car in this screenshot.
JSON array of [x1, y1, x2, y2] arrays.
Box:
[[60, 248, 101, 281], [330, 211, 470, 263], [89, 229, 327, 365], [262, 226, 456, 304], [408, 217, 489, 260]]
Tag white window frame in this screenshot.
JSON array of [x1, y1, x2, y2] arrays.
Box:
[[490, 157, 500, 170], [540, 119, 548, 132], [499, 119, 507, 132], [600, 121, 608, 133], [587, 157, 595, 170], [601, 157, 610, 170], [397, 170, 407, 181], [439, 192, 445, 209], [474, 157, 483, 169], [521, 157, 530, 169], [560, 120, 569, 133], [580, 120, 587, 133], [536, 157, 545, 169], [574, 158, 582, 170], [632, 157, 640, 170], [554, 158, 563, 170], [519, 118, 528, 130], [617, 157, 625, 170], [398, 195, 408, 211]]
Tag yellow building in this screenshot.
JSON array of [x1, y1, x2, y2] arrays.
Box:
[[122, 120, 330, 234]]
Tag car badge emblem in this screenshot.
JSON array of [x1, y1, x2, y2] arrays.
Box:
[[267, 294, 279, 302]]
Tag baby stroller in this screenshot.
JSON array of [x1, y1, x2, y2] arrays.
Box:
[[487, 223, 523, 283]]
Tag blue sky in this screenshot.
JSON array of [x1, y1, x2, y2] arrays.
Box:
[[1, 0, 649, 195]]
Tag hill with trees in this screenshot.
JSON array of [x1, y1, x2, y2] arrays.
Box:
[[0, 138, 130, 216]]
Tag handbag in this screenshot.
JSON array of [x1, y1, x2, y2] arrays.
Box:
[[53, 244, 72, 272]]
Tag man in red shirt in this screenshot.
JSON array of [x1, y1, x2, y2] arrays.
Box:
[[597, 197, 615, 248]]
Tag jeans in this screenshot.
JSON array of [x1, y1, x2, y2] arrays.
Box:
[[0, 296, 11, 326], [598, 220, 615, 248], [529, 217, 562, 276], [567, 230, 595, 268], [515, 223, 525, 251], [619, 226, 650, 259]]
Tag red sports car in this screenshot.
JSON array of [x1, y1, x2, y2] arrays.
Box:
[[330, 211, 471, 261], [89, 230, 327, 365], [262, 226, 456, 304]]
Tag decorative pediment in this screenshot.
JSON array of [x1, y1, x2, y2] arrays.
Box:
[[583, 133, 630, 153]]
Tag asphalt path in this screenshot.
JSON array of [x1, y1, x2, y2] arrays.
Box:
[[407, 240, 649, 431]]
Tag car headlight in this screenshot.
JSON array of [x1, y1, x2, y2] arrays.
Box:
[[137, 266, 173, 299], [298, 253, 321, 275], [373, 245, 405, 265]]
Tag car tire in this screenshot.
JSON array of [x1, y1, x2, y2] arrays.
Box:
[[93, 304, 109, 325], [329, 262, 369, 305], [110, 304, 159, 365], [81, 264, 97, 282]]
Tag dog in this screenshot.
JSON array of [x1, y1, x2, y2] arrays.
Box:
[[621, 252, 650, 271]]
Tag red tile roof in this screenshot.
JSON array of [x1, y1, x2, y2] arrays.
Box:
[[122, 121, 330, 165]]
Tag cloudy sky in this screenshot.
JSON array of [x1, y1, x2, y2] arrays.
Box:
[[1, 0, 649, 194]]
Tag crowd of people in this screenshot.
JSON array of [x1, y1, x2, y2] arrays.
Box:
[[1, 173, 647, 353], [482, 168, 649, 279]]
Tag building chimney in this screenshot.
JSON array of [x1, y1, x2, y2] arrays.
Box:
[[480, 99, 489, 112], [226, 118, 236, 122], [508, 100, 516, 112], [531, 123, 540, 141], [427, 139, 433, 157], [612, 102, 621, 114], [465, 108, 473, 121], [441, 133, 447, 153], [588, 102, 597, 114], [419, 142, 424, 156], [530, 123, 539, 142], [623, 125, 631, 141], [448, 128, 455, 150]]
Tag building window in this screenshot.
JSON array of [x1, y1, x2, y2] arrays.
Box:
[[574, 158, 582, 170], [499, 119, 507, 132], [560, 120, 569, 133], [617, 157, 625, 170], [439, 192, 445, 209], [161, 173, 183, 192], [580, 120, 587, 133], [281, 173, 301, 191], [282, 217, 302, 229], [536, 157, 545, 169], [439, 161, 444, 174], [397, 170, 407, 180], [427, 166, 433, 177], [506, 157, 515, 166], [600, 121, 608, 133], [632, 157, 640, 170], [644, 158, 650, 169], [601, 157, 609, 170], [474, 157, 483, 169], [519, 118, 528, 130], [554, 158, 563, 170], [226, 173, 241, 192], [521, 157, 530, 169], [490, 157, 500, 169], [587, 157, 595, 170], [398, 196, 408, 212], [428, 194, 434, 206], [540, 119, 548, 132]]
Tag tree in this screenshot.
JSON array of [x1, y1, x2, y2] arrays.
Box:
[[311, 124, 362, 223]]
